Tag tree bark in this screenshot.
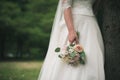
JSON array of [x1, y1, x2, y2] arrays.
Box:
[[0, 36, 6, 59], [101, 0, 120, 80]]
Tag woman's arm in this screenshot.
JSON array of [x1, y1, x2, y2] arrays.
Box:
[[64, 7, 75, 33], [63, 0, 79, 44]]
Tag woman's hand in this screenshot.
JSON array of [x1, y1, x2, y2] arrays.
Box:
[[68, 31, 79, 44]]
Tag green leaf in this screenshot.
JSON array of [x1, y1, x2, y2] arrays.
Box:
[[58, 55, 62, 58], [76, 31, 80, 38], [80, 51, 86, 63], [70, 43, 75, 47], [55, 47, 61, 52], [80, 60, 85, 64], [67, 46, 70, 51], [70, 51, 76, 58], [80, 51, 85, 57]]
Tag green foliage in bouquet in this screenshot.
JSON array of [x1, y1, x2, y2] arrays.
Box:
[[55, 43, 86, 66], [55, 47, 61, 52], [54, 31, 86, 66], [79, 51, 86, 64]]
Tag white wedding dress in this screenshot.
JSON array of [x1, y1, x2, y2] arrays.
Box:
[[38, 0, 105, 80]]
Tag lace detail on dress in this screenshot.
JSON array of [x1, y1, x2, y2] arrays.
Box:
[[62, 0, 96, 16], [62, 0, 72, 9]]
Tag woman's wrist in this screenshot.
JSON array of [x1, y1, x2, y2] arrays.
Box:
[[69, 29, 76, 34]]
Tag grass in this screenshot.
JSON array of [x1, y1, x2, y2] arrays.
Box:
[[0, 60, 43, 80]]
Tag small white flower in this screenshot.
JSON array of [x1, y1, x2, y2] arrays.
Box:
[[68, 48, 74, 53]]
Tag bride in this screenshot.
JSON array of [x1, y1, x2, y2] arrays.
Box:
[[38, 0, 105, 80]]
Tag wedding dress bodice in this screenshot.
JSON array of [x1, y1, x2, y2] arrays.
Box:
[[62, 0, 95, 16]]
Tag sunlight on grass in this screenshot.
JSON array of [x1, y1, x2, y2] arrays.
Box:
[[0, 61, 43, 80]]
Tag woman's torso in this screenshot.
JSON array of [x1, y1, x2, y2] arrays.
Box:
[[71, 0, 95, 16]]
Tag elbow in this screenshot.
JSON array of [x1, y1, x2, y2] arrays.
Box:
[[63, 7, 71, 15]]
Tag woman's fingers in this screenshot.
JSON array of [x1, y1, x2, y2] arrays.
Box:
[[68, 31, 80, 44], [69, 37, 79, 44], [69, 38, 75, 44]]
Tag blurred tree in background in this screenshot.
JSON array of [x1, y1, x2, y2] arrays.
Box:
[[0, 0, 58, 59]]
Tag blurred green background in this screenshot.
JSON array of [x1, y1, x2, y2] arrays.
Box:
[[0, 0, 58, 80], [1, 0, 120, 80]]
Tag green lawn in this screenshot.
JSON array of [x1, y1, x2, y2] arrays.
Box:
[[0, 60, 43, 80]]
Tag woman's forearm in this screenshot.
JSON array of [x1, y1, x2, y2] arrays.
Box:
[[64, 7, 75, 33]]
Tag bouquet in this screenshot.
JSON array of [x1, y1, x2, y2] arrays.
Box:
[[55, 43, 86, 66]]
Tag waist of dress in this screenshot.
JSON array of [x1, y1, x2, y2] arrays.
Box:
[[71, 7, 95, 16]]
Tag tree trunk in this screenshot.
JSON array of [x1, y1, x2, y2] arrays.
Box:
[[16, 37, 23, 58], [102, 0, 120, 80], [0, 36, 6, 59]]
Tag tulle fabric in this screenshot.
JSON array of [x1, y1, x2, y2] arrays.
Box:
[[37, 14, 105, 80]]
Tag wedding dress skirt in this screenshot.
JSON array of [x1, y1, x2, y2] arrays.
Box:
[[38, 14, 105, 80]]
